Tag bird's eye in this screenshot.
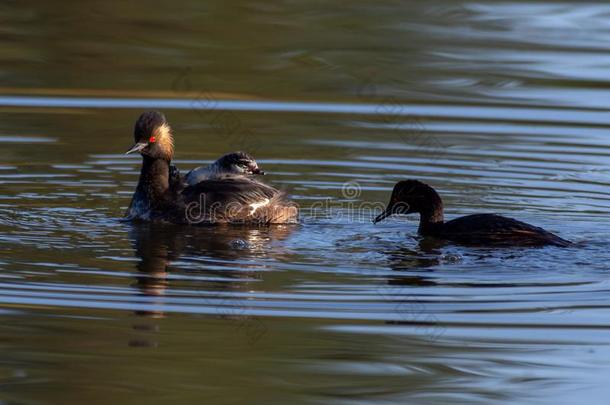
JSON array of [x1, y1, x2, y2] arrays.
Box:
[[149, 136, 156, 143]]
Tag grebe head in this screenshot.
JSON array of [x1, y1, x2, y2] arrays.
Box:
[[215, 152, 264, 175], [126, 111, 174, 161], [373, 180, 442, 224]]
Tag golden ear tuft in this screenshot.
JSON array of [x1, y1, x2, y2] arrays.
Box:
[[155, 122, 174, 160]]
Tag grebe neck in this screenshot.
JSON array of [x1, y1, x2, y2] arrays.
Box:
[[141, 156, 171, 195], [417, 199, 445, 235]]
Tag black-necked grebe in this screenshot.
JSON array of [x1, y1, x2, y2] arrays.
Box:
[[373, 180, 571, 247], [185, 151, 264, 186], [124, 111, 297, 224]]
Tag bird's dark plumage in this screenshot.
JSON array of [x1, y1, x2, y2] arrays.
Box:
[[181, 177, 296, 224], [439, 213, 571, 247]]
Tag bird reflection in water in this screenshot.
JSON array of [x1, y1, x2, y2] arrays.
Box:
[[127, 222, 296, 318], [126, 222, 296, 347], [377, 240, 450, 341], [383, 238, 449, 272]]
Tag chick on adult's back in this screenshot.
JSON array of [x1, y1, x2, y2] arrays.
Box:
[[184, 151, 264, 186]]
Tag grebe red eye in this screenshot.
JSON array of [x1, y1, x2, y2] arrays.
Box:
[[149, 136, 156, 143]]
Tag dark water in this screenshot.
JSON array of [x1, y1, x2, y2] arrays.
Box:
[[2, 1, 610, 403]]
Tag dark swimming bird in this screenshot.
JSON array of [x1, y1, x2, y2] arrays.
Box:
[[185, 151, 264, 186], [373, 180, 571, 247], [124, 111, 297, 224]]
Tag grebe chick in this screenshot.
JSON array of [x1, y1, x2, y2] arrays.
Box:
[[124, 111, 297, 224], [185, 151, 264, 186], [373, 180, 571, 247]]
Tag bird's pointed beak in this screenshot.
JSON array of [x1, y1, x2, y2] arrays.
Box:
[[373, 208, 392, 224], [125, 142, 148, 155], [251, 167, 265, 175]]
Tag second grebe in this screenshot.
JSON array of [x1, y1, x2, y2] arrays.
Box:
[[373, 180, 571, 247]]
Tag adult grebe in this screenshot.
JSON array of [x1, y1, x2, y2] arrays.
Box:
[[124, 111, 297, 224]]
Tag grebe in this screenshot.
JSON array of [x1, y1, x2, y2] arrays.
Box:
[[373, 180, 570, 247], [124, 111, 297, 224]]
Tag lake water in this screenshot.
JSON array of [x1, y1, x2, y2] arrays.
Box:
[[2, 1, 610, 403]]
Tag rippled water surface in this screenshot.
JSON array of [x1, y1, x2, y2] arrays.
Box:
[[2, 1, 610, 404]]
